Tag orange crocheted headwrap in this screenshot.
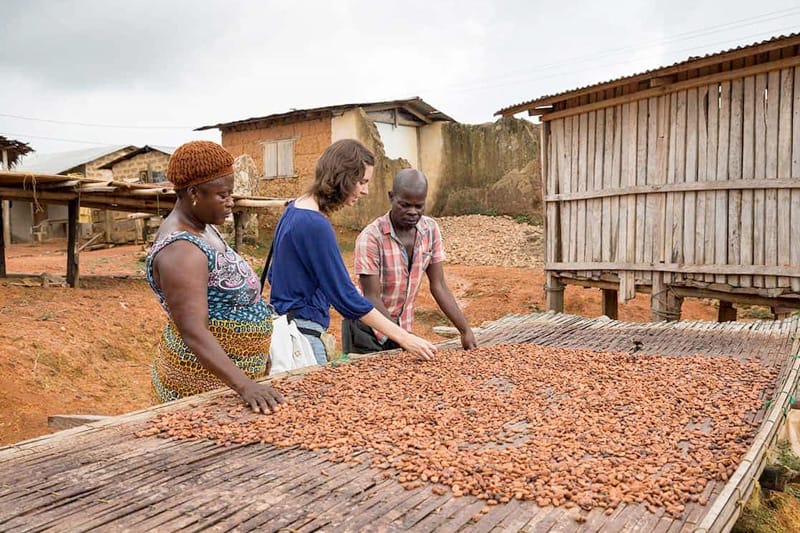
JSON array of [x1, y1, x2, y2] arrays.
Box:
[[167, 141, 234, 189]]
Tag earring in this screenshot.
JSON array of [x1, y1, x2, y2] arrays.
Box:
[[192, 200, 197, 207]]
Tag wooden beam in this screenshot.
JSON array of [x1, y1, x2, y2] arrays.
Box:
[[718, 300, 738, 322], [558, 276, 626, 292], [544, 178, 800, 202], [651, 272, 683, 321], [545, 272, 564, 312], [547, 261, 800, 278], [669, 286, 799, 309], [537, 55, 800, 122], [66, 198, 79, 288], [1, 150, 9, 252], [560, 273, 800, 309], [233, 212, 244, 252], [231, 198, 288, 208], [0, 198, 5, 277], [34, 180, 82, 190], [399, 105, 432, 124], [601, 289, 618, 319], [104, 211, 112, 243]]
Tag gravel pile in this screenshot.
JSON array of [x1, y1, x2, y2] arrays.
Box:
[[436, 215, 543, 268], [137, 344, 771, 520]]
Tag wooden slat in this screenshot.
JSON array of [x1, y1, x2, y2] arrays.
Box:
[[577, 113, 588, 265], [792, 67, 800, 293], [777, 67, 793, 288], [684, 88, 698, 281], [618, 102, 634, 301], [695, 88, 708, 274], [673, 90, 687, 282], [754, 73, 768, 289], [705, 83, 719, 283], [715, 81, 731, 284], [656, 95, 670, 267], [636, 99, 649, 277], [664, 92, 678, 284], [558, 119, 572, 259], [644, 97, 659, 270], [548, 121, 561, 264], [542, 176, 800, 202], [602, 108, 614, 263], [541, 121, 551, 265], [728, 78, 744, 287], [611, 107, 623, 262], [591, 110, 604, 264], [740, 75, 756, 288], [765, 70, 780, 289], [570, 115, 580, 264], [546, 261, 800, 277]]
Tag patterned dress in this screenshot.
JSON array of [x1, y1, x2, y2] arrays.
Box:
[[146, 230, 272, 402]]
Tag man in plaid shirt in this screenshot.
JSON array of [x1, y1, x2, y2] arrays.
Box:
[[343, 169, 477, 354]]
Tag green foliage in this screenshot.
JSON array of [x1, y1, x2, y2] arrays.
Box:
[[465, 206, 498, 216], [330, 353, 352, 366], [776, 440, 800, 472]]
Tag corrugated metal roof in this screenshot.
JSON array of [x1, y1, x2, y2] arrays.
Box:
[[97, 145, 176, 170], [496, 32, 800, 116], [16, 145, 135, 174], [196, 97, 455, 131]]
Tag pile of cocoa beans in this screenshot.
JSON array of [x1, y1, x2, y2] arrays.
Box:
[[137, 344, 774, 518]]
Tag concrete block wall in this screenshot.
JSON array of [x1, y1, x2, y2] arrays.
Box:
[[110, 151, 170, 182]]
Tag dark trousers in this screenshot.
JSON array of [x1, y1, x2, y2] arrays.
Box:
[[342, 318, 401, 354]]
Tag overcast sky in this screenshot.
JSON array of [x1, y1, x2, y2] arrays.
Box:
[[1, 0, 799, 156]]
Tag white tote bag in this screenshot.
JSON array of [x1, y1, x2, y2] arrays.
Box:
[[269, 314, 318, 375]]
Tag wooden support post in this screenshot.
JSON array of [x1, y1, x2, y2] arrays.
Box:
[[104, 210, 112, 244], [546, 272, 565, 313], [651, 273, 683, 322], [66, 198, 80, 288], [0, 198, 6, 277], [718, 300, 737, 322], [601, 289, 618, 319], [233, 211, 245, 252], [1, 150, 10, 249]]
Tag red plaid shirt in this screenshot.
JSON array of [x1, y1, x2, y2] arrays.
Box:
[[354, 214, 445, 337]]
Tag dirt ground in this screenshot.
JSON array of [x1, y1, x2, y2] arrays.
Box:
[[0, 227, 719, 446]]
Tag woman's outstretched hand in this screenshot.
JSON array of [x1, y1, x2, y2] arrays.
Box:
[[237, 381, 285, 414], [399, 332, 438, 361]]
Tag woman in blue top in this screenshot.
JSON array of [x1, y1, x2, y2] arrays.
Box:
[[268, 139, 436, 363]]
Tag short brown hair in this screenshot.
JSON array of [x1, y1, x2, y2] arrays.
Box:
[[307, 139, 375, 214]]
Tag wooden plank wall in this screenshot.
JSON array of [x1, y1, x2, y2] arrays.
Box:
[[544, 63, 800, 300]]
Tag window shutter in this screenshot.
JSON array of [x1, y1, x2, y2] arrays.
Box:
[[278, 140, 294, 177], [264, 142, 278, 177]]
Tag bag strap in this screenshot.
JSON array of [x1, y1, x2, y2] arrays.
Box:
[[259, 201, 290, 294], [259, 240, 274, 294]]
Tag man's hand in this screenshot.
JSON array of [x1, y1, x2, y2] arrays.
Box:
[[460, 329, 477, 350], [237, 381, 285, 414]]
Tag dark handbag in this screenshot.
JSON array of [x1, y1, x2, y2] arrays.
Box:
[[342, 318, 400, 354]]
